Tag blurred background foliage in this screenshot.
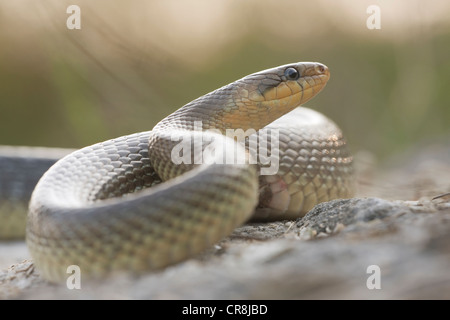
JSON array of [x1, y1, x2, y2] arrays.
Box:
[[0, 0, 449, 162]]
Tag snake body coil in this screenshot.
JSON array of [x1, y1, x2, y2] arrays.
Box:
[[23, 62, 354, 282]]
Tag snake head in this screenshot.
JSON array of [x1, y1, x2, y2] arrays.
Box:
[[226, 62, 330, 130], [248, 62, 329, 105]]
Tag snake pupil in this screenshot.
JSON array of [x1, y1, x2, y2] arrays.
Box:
[[284, 67, 299, 80]]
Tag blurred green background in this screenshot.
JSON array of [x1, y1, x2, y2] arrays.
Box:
[[0, 0, 449, 162]]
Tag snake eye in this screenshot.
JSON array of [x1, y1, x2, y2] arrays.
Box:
[[284, 67, 299, 80]]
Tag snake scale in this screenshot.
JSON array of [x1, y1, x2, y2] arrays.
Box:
[[0, 62, 354, 283]]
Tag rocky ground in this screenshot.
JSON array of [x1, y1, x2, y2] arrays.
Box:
[[1, 138, 449, 299]]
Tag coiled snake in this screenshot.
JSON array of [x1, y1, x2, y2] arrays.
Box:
[[1, 62, 354, 283]]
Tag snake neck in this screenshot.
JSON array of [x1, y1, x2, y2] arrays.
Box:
[[153, 83, 299, 135], [154, 83, 237, 133]]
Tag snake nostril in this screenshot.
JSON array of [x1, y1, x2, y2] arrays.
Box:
[[315, 64, 326, 74]]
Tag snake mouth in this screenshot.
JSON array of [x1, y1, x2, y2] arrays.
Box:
[[259, 76, 330, 115], [262, 75, 329, 104]]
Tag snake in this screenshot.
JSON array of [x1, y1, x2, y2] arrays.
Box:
[[0, 62, 354, 283]]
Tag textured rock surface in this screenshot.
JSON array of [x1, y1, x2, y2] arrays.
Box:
[[1, 140, 449, 299]]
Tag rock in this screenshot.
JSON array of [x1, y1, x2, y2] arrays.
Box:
[[1, 140, 449, 299]]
